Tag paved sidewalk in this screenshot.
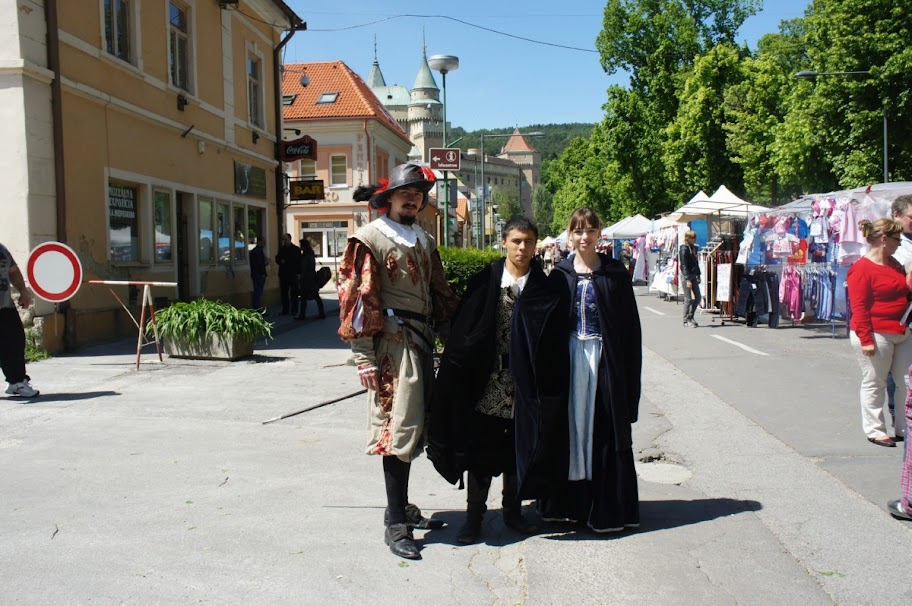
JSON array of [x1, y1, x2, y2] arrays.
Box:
[[1, 293, 907, 604]]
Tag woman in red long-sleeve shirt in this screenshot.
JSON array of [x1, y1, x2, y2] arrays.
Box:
[[847, 218, 912, 447]]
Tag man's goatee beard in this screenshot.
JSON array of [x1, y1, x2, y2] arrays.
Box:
[[399, 215, 417, 226]]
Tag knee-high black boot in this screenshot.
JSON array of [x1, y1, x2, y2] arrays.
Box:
[[383, 456, 420, 559], [457, 472, 491, 544], [502, 473, 540, 534]]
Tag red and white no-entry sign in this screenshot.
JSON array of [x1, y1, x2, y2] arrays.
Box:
[[26, 242, 83, 303]]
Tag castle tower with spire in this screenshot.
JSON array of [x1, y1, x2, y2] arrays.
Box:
[[405, 44, 443, 161], [367, 39, 443, 163]]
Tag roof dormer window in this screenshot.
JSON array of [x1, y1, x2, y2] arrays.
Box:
[[317, 92, 339, 104]]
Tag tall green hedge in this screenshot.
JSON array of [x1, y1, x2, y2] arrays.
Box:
[[438, 247, 502, 296]]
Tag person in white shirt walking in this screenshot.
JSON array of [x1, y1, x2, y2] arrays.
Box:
[[0, 242, 39, 398]]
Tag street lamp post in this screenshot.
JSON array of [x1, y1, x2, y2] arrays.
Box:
[[479, 131, 545, 248], [428, 54, 459, 247], [794, 69, 888, 183]]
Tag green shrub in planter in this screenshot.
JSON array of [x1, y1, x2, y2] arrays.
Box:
[[148, 299, 272, 345], [438, 247, 502, 297]]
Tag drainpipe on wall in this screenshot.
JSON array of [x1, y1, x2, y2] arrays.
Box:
[[362, 119, 372, 225], [273, 20, 306, 243], [46, 0, 74, 349]]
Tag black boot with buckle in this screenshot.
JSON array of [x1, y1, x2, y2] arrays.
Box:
[[385, 523, 420, 559], [457, 472, 491, 544]]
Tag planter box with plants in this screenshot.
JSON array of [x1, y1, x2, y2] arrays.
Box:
[[149, 299, 272, 360]]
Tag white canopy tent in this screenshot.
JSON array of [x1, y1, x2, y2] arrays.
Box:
[[604, 214, 652, 239], [670, 185, 768, 221], [601, 216, 632, 238]]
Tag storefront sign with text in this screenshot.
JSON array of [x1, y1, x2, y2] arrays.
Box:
[[290, 179, 325, 201]]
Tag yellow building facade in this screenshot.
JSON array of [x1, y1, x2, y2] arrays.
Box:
[[2, 1, 303, 350]]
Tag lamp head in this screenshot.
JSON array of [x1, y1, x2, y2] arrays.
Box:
[[299, 73, 311, 88], [428, 54, 459, 75], [794, 70, 818, 79]]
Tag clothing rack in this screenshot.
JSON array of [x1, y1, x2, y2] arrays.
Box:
[[741, 261, 845, 337]]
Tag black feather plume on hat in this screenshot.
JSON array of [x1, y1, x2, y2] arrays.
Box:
[[353, 185, 379, 202]]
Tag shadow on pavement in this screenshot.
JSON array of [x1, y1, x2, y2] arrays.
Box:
[[28, 390, 121, 403], [536, 498, 763, 540]]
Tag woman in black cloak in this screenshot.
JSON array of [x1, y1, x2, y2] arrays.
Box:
[[540, 207, 643, 532]]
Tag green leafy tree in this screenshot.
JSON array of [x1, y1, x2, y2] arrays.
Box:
[[591, 0, 760, 215], [797, 0, 912, 184], [663, 43, 747, 202], [725, 22, 813, 204], [492, 183, 522, 222], [532, 185, 554, 236]]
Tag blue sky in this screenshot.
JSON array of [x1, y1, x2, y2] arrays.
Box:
[[283, 1, 809, 131]]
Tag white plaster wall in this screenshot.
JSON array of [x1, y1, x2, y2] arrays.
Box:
[[0, 73, 31, 259], [16, 0, 48, 67], [0, 0, 56, 317]]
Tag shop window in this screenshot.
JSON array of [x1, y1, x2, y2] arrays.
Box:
[[247, 54, 263, 127], [217, 202, 231, 261], [168, 2, 192, 92], [330, 155, 347, 187], [301, 221, 348, 260], [108, 183, 140, 262], [247, 207, 265, 251], [153, 190, 172, 262], [233, 205, 248, 262], [103, 0, 132, 62], [199, 197, 214, 263]]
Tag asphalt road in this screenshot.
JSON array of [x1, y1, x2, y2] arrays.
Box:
[[0, 290, 910, 605]]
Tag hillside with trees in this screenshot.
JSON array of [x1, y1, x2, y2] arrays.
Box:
[[448, 123, 595, 161]]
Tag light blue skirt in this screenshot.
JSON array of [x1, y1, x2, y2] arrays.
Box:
[[568, 335, 601, 481]]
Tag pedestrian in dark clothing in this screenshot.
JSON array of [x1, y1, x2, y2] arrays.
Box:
[[296, 239, 325, 320], [538, 207, 642, 533], [429, 217, 569, 544], [0, 242, 39, 398], [275, 233, 301, 315], [679, 230, 701, 327], [249, 236, 268, 311]]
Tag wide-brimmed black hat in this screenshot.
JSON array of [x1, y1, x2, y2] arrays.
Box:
[[367, 163, 437, 210]]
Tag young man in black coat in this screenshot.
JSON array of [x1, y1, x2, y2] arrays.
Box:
[[428, 217, 569, 544]]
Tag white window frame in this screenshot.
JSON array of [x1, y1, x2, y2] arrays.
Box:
[[246, 43, 266, 129], [101, 0, 142, 66], [330, 155, 348, 188], [300, 221, 349, 262], [167, 0, 195, 94], [299, 159, 317, 179]]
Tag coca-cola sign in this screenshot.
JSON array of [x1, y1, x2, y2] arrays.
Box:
[[281, 135, 318, 161]]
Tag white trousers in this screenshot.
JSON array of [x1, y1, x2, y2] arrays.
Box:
[[568, 336, 601, 481], [850, 330, 912, 439]]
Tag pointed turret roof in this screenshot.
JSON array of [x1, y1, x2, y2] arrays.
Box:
[[412, 47, 438, 91], [501, 128, 538, 153], [367, 37, 386, 87]]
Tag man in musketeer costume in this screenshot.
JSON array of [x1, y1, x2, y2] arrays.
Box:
[[337, 163, 458, 560], [428, 217, 569, 544]]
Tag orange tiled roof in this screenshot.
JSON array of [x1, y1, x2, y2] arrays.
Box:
[[457, 198, 470, 221], [501, 128, 538, 153], [282, 61, 410, 144]]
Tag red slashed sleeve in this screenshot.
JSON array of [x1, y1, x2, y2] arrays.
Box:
[[337, 239, 384, 367]]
